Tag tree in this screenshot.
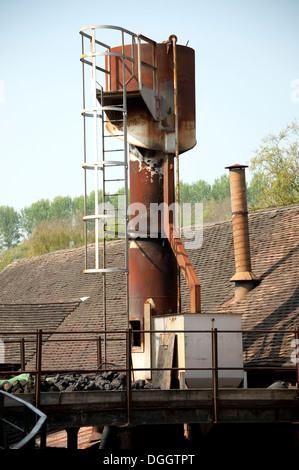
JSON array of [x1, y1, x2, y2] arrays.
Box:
[[27, 219, 72, 256], [250, 121, 299, 209], [20, 199, 51, 236], [211, 174, 231, 202], [180, 180, 211, 204], [49, 196, 73, 221], [0, 206, 21, 251], [72, 195, 85, 215]]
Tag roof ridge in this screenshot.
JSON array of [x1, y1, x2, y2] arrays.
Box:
[[0, 300, 81, 306], [248, 203, 299, 217]]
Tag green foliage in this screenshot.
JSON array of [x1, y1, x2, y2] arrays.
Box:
[[20, 199, 51, 236], [180, 179, 212, 204], [179, 175, 232, 223], [211, 174, 231, 202], [0, 240, 30, 272], [49, 196, 73, 220], [249, 121, 299, 209], [25, 213, 94, 257], [0, 206, 21, 251], [72, 195, 85, 214], [28, 219, 73, 256], [247, 173, 268, 206]]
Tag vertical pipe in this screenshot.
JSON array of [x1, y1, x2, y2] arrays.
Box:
[[91, 28, 99, 271], [122, 32, 130, 329], [131, 35, 136, 78], [20, 338, 25, 371], [97, 336, 102, 369], [81, 34, 88, 271], [35, 329, 42, 410], [153, 41, 157, 99], [129, 147, 177, 320], [137, 36, 142, 90], [296, 330, 299, 397], [226, 164, 258, 301], [101, 87, 107, 363], [171, 35, 181, 314], [126, 328, 132, 424], [171, 35, 180, 232], [212, 327, 218, 423], [108, 45, 111, 91]]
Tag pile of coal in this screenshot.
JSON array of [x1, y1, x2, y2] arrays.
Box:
[[0, 371, 159, 393]]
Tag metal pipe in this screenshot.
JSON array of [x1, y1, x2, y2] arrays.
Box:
[[35, 329, 42, 410], [212, 327, 219, 423], [170, 34, 181, 315], [101, 84, 107, 363], [226, 164, 258, 301], [91, 28, 99, 271], [296, 330, 299, 396], [81, 33, 88, 271], [122, 36, 130, 330], [97, 336, 102, 369], [20, 338, 25, 371], [137, 36, 142, 90], [129, 146, 177, 321], [170, 35, 180, 232], [99, 425, 113, 449], [126, 328, 132, 424]]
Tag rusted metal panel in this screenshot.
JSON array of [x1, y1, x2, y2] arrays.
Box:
[[163, 155, 201, 313], [129, 239, 177, 321], [129, 146, 164, 234], [128, 146, 178, 321], [106, 42, 196, 154]]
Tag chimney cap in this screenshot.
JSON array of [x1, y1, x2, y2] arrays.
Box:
[[225, 164, 248, 170]]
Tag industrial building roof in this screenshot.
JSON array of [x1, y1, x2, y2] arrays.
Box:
[[0, 204, 298, 370]]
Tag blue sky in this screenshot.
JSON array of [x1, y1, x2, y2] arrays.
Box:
[[0, 0, 298, 211]]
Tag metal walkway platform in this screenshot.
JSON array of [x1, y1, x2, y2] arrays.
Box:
[[3, 388, 299, 430]]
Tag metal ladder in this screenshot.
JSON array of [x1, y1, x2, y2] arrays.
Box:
[[80, 26, 130, 362], [79, 25, 157, 361]]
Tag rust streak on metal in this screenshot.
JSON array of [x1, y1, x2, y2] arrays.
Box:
[[164, 155, 201, 313], [167, 223, 201, 313]]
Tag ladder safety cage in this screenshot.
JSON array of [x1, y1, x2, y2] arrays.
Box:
[[79, 25, 157, 359], [79, 25, 157, 272]]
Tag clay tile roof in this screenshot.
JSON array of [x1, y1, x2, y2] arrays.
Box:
[[0, 242, 128, 370], [0, 204, 298, 369], [207, 204, 299, 366], [0, 301, 80, 366]]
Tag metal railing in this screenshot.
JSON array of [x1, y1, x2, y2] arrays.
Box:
[[0, 389, 46, 449], [1, 327, 298, 427], [79, 25, 157, 94]]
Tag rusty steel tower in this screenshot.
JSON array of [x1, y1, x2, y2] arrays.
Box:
[[79, 25, 200, 357]]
